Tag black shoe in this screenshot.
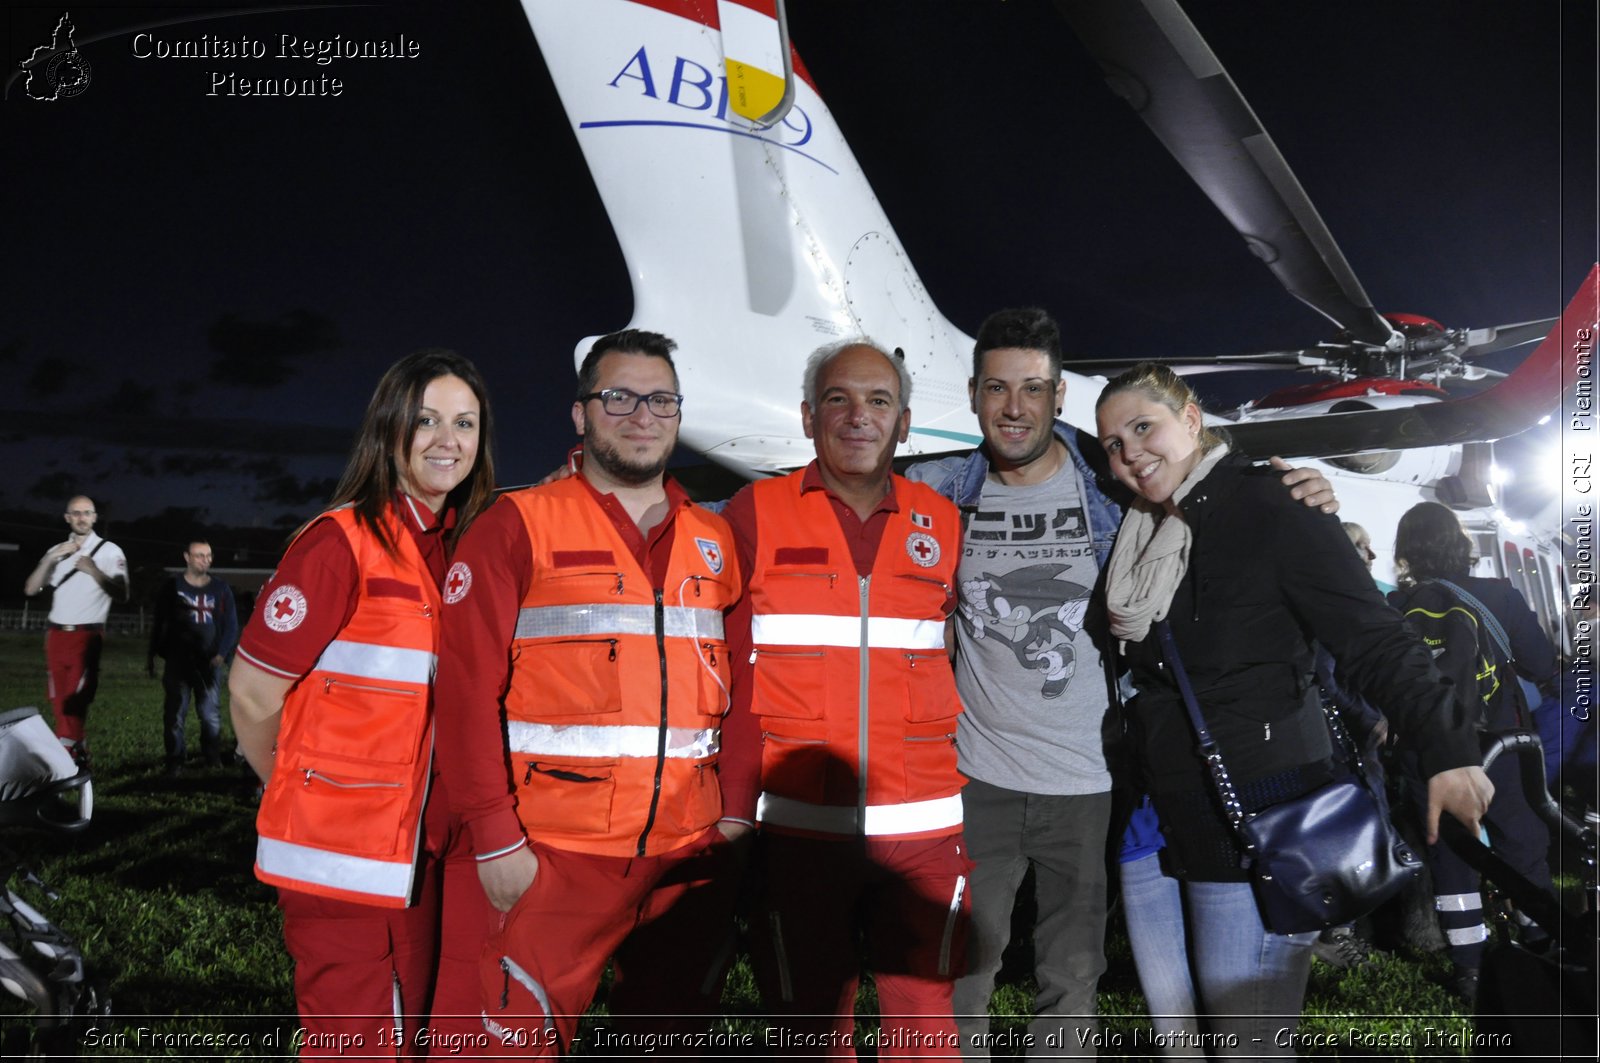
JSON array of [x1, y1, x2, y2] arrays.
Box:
[[164, 761, 184, 779], [1448, 967, 1480, 1004], [1313, 925, 1377, 969]]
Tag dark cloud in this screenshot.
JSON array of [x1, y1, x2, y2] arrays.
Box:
[[97, 379, 158, 417], [255, 474, 337, 508], [28, 356, 77, 398], [122, 453, 159, 477], [161, 453, 239, 476], [208, 309, 342, 389], [29, 471, 82, 501], [241, 457, 287, 478], [0, 339, 23, 365]]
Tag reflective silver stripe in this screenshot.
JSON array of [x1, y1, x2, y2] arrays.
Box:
[[1445, 924, 1489, 945], [507, 721, 718, 759], [256, 836, 412, 900], [752, 612, 945, 650], [756, 792, 963, 835], [515, 604, 723, 641], [1434, 892, 1483, 912], [938, 873, 967, 978], [314, 640, 435, 685], [503, 956, 557, 1038]]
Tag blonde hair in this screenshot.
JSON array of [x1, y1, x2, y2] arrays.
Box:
[[1095, 362, 1227, 451]]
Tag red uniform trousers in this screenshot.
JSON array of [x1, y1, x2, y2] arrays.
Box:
[[476, 827, 740, 1057], [45, 626, 102, 745], [279, 783, 492, 1059], [749, 832, 973, 1060]]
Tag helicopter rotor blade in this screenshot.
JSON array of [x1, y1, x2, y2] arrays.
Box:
[[1057, 0, 1399, 348], [1224, 265, 1596, 459]]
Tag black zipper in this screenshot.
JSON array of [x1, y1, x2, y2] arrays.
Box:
[[634, 588, 669, 856]]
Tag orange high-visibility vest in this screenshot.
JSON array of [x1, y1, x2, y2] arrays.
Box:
[[502, 478, 740, 858], [747, 473, 964, 839], [255, 506, 439, 908]]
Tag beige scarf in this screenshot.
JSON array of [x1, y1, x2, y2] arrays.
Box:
[[1105, 444, 1230, 642]]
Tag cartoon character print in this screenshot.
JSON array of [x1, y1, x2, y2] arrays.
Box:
[[958, 563, 1091, 699]]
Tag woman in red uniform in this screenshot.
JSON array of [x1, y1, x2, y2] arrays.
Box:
[[230, 349, 496, 1057]]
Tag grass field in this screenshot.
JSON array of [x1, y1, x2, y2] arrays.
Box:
[[0, 631, 1561, 1058]]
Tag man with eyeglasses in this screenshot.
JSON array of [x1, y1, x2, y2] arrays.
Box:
[[23, 494, 129, 766], [434, 329, 744, 1053]]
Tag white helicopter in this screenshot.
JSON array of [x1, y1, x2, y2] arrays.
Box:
[[514, 0, 1593, 654]]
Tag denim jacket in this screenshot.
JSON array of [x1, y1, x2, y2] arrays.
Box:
[[902, 420, 1125, 568]]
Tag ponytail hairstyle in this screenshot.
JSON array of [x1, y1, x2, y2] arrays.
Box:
[[1094, 362, 1227, 452]]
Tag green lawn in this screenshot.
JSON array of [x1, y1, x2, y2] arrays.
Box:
[[0, 632, 1539, 1057]]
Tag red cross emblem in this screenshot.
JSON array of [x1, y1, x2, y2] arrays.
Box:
[[444, 562, 472, 604], [906, 532, 940, 568], [695, 537, 725, 575], [264, 584, 307, 632]]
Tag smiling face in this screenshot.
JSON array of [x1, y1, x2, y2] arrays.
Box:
[[1096, 390, 1205, 504], [802, 344, 910, 489], [397, 373, 481, 513], [572, 350, 681, 488], [971, 346, 1065, 480]]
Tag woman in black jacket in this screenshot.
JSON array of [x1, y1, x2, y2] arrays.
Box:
[[1093, 364, 1493, 1054], [1389, 500, 1559, 1000]]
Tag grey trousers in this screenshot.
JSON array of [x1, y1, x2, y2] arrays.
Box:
[[953, 778, 1112, 1059]]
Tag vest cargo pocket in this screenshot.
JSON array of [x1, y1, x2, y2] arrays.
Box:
[[760, 733, 833, 804], [697, 639, 732, 716], [901, 732, 958, 798], [659, 760, 722, 838], [516, 760, 617, 835], [301, 679, 426, 767], [750, 649, 827, 720], [285, 767, 411, 858], [901, 650, 960, 724], [509, 638, 623, 717]]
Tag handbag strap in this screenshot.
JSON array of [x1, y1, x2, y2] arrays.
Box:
[[1155, 620, 1362, 836], [1433, 578, 1514, 664], [1155, 620, 1247, 830]]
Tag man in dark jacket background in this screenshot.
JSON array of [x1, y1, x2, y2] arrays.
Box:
[[148, 538, 239, 777]]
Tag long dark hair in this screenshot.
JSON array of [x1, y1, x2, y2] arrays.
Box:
[[327, 349, 496, 555], [1394, 501, 1473, 585]]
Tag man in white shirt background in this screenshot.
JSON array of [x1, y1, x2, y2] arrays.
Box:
[[23, 494, 129, 766]]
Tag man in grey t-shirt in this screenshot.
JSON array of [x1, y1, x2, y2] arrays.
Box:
[[907, 309, 1340, 1058], [907, 309, 1121, 1057]]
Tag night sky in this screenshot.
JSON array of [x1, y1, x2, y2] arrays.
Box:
[[2, 0, 1593, 542]]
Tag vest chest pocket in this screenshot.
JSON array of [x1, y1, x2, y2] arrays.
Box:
[[302, 678, 427, 767], [509, 638, 624, 717], [901, 650, 959, 724], [516, 760, 616, 835], [694, 639, 732, 716], [750, 648, 828, 720]]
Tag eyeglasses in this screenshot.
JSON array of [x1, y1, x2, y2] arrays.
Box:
[[580, 388, 683, 418], [66, 509, 95, 517]]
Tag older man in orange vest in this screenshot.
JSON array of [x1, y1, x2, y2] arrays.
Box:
[[719, 340, 969, 1058], [434, 329, 742, 1054]]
